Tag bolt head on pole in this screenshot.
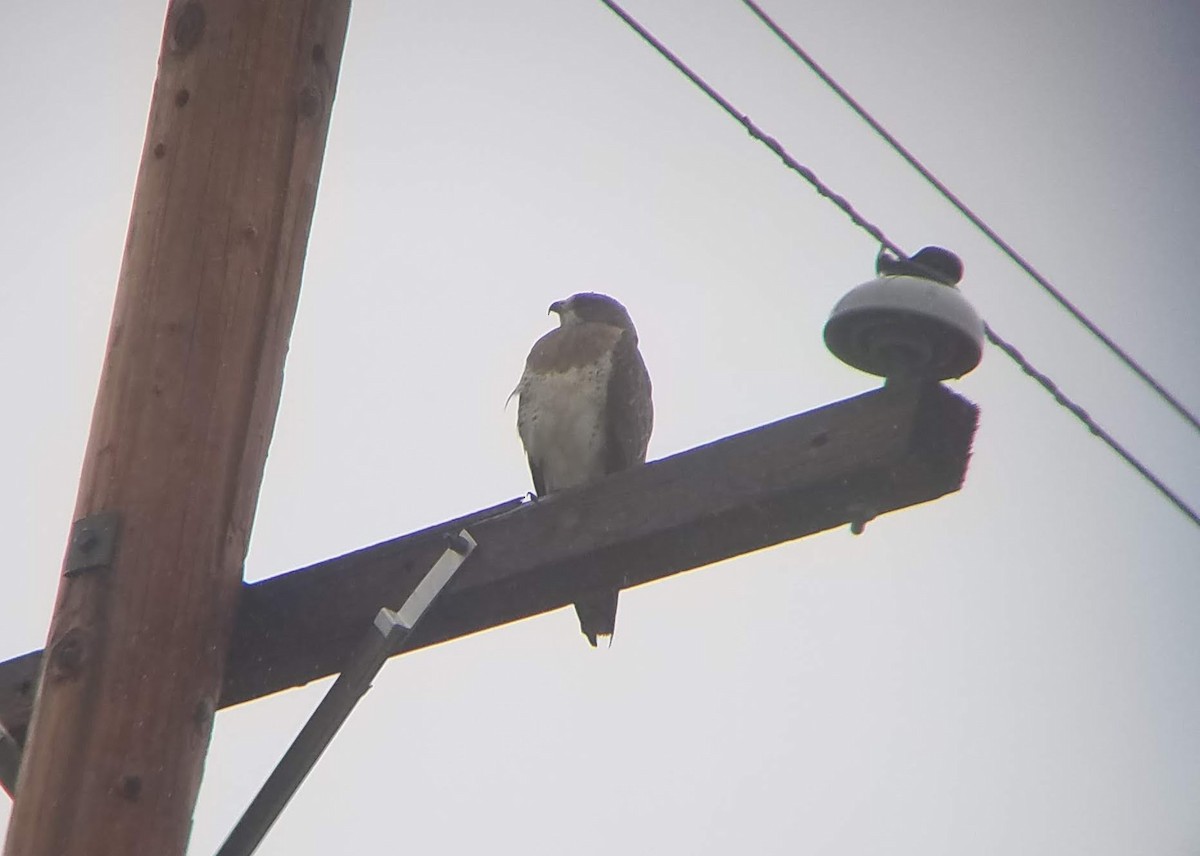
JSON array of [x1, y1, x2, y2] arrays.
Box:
[[824, 248, 984, 381]]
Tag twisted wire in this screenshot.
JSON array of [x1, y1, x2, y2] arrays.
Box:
[[596, 0, 1199, 528], [741, 0, 1200, 436]]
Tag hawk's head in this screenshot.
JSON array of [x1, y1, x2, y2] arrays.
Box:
[[549, 293, 638, 340]]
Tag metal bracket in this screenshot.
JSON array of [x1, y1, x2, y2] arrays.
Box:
[[215, 528, 478, 856], [64, 511, 121, 576]]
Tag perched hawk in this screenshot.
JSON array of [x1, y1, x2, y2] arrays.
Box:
[[515, 293, 654, 646]]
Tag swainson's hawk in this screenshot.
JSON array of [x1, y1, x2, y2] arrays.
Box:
[[515, 292, 653, 646]]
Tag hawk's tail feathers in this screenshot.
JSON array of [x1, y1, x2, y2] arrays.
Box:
[[574, 589, 619, 648]]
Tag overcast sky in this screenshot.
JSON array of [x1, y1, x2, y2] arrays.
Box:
[[2, 1, 1198, 854]]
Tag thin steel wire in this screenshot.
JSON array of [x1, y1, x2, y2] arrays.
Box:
[[741, 0, 1200, 436], [983, 325, 1199, 526], [596, 0, 1200, 528]]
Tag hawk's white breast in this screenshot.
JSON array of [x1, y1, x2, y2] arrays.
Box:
[[518, 351, 614, 493]]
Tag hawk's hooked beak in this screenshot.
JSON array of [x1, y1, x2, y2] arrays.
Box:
[[548, 300, 566, 316]]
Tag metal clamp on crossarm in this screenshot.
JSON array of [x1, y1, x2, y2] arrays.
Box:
[[216, 529, 478, 856]]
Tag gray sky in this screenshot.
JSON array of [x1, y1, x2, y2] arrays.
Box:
[[3, 1, 1199, 854]]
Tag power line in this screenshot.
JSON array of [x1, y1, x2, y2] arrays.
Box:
[[740, 0, 1200, 437], [595, 0, 1200, 529], [983, 325, 1199, 527]]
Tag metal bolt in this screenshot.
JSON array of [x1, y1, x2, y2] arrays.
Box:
[[49, 630, 86, 682], [118, 774, 143, 802], [444, 532, 471, 555], [847, 504, 877, 536], [75, 528, 98, 552]]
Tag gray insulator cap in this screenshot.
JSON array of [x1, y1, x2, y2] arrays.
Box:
[[824, 274, 984, 380]]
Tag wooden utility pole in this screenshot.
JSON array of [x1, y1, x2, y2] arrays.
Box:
[[3, 1, 351, 853]]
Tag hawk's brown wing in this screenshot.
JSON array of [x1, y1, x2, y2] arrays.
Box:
[[603, 329, 653, 474]]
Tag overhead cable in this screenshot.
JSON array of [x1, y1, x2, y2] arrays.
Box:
[[741, 0, 1200, 436], [595, 0, 1199, 529]]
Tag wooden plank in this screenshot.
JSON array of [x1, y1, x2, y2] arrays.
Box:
[[1, 382, 976, 744], [2, 1, 351, 853]]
